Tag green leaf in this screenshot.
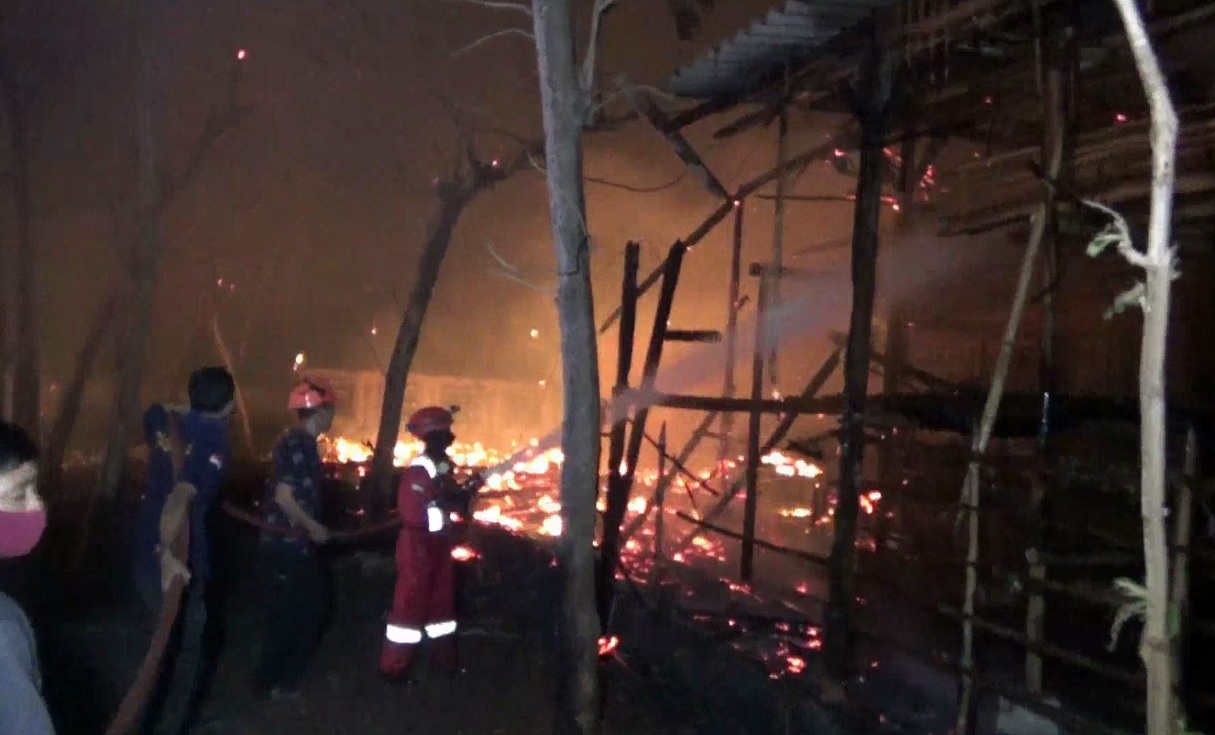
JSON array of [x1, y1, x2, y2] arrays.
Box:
[[1086, 227, 1125, 258], [1104, 282, 1145, 319]]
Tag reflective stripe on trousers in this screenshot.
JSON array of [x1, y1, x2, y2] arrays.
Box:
[[425, 620, 457, 638], [385, 624, 423, 644], [384, 620, 457, 643]]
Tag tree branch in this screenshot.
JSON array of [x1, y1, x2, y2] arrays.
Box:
[[446, 0, 532, 15], [579, 0, 618, 97], [451, 27, 535, 57]]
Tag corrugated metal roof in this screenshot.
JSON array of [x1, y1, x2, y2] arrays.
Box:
[[667, 0, 897, 100]]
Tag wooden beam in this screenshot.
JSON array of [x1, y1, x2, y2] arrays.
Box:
[[664, 329, 721, 343], [599, 129, 856, 334], [624, 85, 730, 201]]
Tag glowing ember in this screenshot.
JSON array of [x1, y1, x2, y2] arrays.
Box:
[[598, 635, 619, 657], [451, 544, 479, 562], [236, 48, 247, 60], [761, 450, 822, 478]]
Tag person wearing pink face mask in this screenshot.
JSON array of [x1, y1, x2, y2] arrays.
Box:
[[0, 420, 56, 734]]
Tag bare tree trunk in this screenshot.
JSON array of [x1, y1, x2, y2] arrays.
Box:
[[367, 195, 471, 513], [97, 0, 166, 501], [531, 1, 602, 733], [822, 37, 891, 699], [1108, 0, 1180, 731], [956, 79, 1066, 734], [43, 295, 117, 495]]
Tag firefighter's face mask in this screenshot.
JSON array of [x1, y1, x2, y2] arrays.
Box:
[[0, 461, 46, 559]]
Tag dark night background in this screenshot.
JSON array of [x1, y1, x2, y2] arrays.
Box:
[[2, 0, 866, 442], [5, 0, 1212, 451]]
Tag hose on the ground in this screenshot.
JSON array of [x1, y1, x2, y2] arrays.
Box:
[[104, 474, 489, 734], [103, 505, 404, 735], [104, 524, 191, 735]]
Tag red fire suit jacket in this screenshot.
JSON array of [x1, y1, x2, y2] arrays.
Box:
[[395, 456, 456, 559]]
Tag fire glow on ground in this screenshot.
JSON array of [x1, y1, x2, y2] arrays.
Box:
[[323, 435, 882, 679]]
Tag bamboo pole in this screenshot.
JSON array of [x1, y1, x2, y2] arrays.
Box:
[[1027, 20, 1071, 693], [741, 266, 770, 583], [823, 35, 892, 697], [721, 200, 745, 466], [1169, 426, 1196, 716], [956, 64, 1067, 735], [1025, 472, 1048, 693], [1105, 0, 1181, 731]]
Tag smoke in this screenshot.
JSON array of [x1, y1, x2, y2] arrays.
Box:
[[484, 231, 1011, 475]]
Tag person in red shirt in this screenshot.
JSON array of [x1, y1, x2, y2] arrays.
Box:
[[379, 406, 471, 681]]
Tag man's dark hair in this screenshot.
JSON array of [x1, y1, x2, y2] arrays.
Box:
[[0, 420, 38, 474], [189, 366, 236, 413]]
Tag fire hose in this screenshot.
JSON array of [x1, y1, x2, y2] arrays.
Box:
[[105, 476, 489, 735]]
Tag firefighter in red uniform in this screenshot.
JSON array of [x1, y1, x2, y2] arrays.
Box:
[[379, 406, 471, 681]]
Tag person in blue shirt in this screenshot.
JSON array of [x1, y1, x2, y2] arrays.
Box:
[[0, 420, 55, 735], [132, 366, 235, 735], [253, 377, 335, 700]]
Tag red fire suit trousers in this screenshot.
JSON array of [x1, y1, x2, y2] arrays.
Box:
[[379, 533, 457, 677]]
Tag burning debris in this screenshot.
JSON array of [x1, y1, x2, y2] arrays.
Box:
[[320, 433, 885, 680]]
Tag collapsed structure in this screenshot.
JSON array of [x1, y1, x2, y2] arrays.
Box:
[[579, 0, 1215, 733]]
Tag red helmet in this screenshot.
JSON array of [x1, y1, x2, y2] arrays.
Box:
[[406, 406, 457, 439], [288, 377, 338, 410]]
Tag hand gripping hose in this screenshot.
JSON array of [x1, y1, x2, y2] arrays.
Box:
[[104, 522, 190, 735], [104, 473, 486, 734]]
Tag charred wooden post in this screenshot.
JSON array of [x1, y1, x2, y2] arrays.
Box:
[[603, 242, 641, 545], [879, 109, 917, 556], [654, 422, 669, 568], [605, 241, 640, 460], [823, 35, 894, 698], [877, 312, 908, 551], [666, 329, 721, 343], [599, 242, 686, 631], [720, 198, 746, 466], [741, 263, 772, 583]]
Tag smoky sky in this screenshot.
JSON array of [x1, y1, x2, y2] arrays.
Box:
[[7, 0, 982, 414]]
